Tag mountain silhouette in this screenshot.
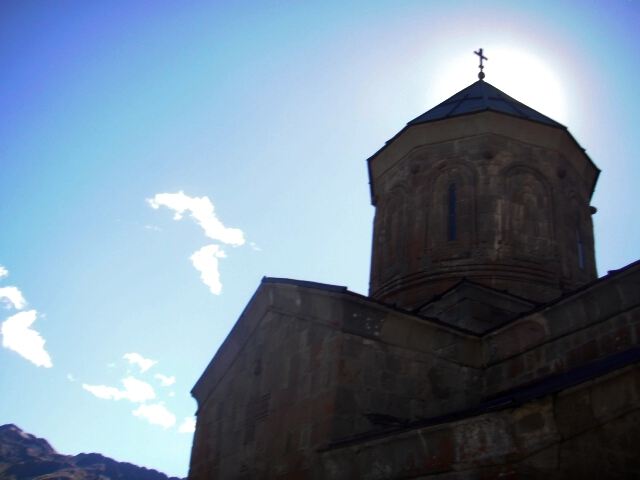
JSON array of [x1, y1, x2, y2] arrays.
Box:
[[0, 424, 183, 480]]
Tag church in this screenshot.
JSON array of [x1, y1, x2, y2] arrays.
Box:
[[187, 52, 640, 479]]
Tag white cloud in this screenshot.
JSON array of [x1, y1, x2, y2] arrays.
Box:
[[123, 352, 157, 373], [82, 384, 123, 400], [118, 377, 156, 402], [132, 403, 176, 429], [82, 376, 156, 403], [154, 373, 176, 387], [178, 417, 196, 434], [144, 224, 162, 232], [0, 286, 26, 310], [147, 191, 245, 246], [0, 266, 8, 279], [1, 310, 52, 368], [67, 373, 76, 382], [249, 242, 262, 252], [190, 244, 226, 295]]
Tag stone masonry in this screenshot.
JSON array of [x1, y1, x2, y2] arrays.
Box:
[[188, 79, 640, 479]]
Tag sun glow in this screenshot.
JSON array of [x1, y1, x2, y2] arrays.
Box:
[[428, 46, 568, 124]]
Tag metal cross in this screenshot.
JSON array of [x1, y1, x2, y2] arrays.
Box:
[[474, 48, 488, 80]]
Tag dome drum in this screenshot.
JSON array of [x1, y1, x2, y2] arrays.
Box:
[[368, 91, 599, 309]]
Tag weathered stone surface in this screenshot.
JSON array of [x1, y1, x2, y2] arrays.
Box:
[[418, 281, 535, 334], [189, 265, 640, 479], [320, 366, 640, 479], [368, 122, 598, 309], [188, 79, 640, 479]]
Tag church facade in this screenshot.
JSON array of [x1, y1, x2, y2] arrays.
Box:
[[188, 75, 640, 479]]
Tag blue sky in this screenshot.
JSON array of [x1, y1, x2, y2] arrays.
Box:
[[1, 1, 639, 477]]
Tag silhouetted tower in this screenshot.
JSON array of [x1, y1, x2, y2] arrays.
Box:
[[368, 52, 599, 309]]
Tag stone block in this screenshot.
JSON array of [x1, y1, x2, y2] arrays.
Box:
[[397, 373, 420, 397], [545, 300, 587, 338], [367, 389, 388, 413], [379, 370, 396, 391], [341, 336, 362, 359], [454, 414, 516, 466], [342, 302, 387, 339], [512, 399, 559, 453], [592, 367, 638, 422], [415, 428, 456, 473], [566, 339, 599, 368], [598, 325, 633, 356], [428, 366, 453, 400], [334, 387, 357, 415], [484, 363, 506, 394], [330, 415, 355, 439], [591, 284, 625, 320], [615, 277, 640, 307], [485, 316, 547, 364], [518, 444, 559, 475], [555, 387, 596, 438]]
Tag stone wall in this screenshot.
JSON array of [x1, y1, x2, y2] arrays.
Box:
[[368, 114, 599, 309], [189, 281, 483, 479], [190, 308, 341, 479], [483, 265, 640, 395], [320, 364, 640, 479], [189, 264, 640, 479], [333, 329, 482, 439]]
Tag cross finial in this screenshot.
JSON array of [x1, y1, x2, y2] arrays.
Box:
[[474, 48, 488, 80]]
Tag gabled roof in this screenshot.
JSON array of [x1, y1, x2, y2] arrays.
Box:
[[408, 79, 565, 128]]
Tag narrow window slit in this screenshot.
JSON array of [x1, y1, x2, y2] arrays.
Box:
[[448, 183, 457, 241], [576, 228, 585, 269]]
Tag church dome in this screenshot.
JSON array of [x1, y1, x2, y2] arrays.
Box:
[[408, 80, 564, 129], [367, 79, 600, 309]]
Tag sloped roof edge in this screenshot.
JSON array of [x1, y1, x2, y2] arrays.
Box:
[[192, 259, 639, 409], [323, 346, 640, 451], [366, 81, 601, 202], [408, 80, 565, 128], [485, 258, 640, 335]]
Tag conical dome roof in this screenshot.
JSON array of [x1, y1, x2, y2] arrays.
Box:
[[408, 80, 564, 128]]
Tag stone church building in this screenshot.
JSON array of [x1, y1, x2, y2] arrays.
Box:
[[188, 70, 640, 478]]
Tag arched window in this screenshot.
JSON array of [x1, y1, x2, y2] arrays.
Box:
[[448, 183, 457, 241], [505, 168, 552, 256], [426, 164, 475, 256], [379, 191, 406, 273]]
